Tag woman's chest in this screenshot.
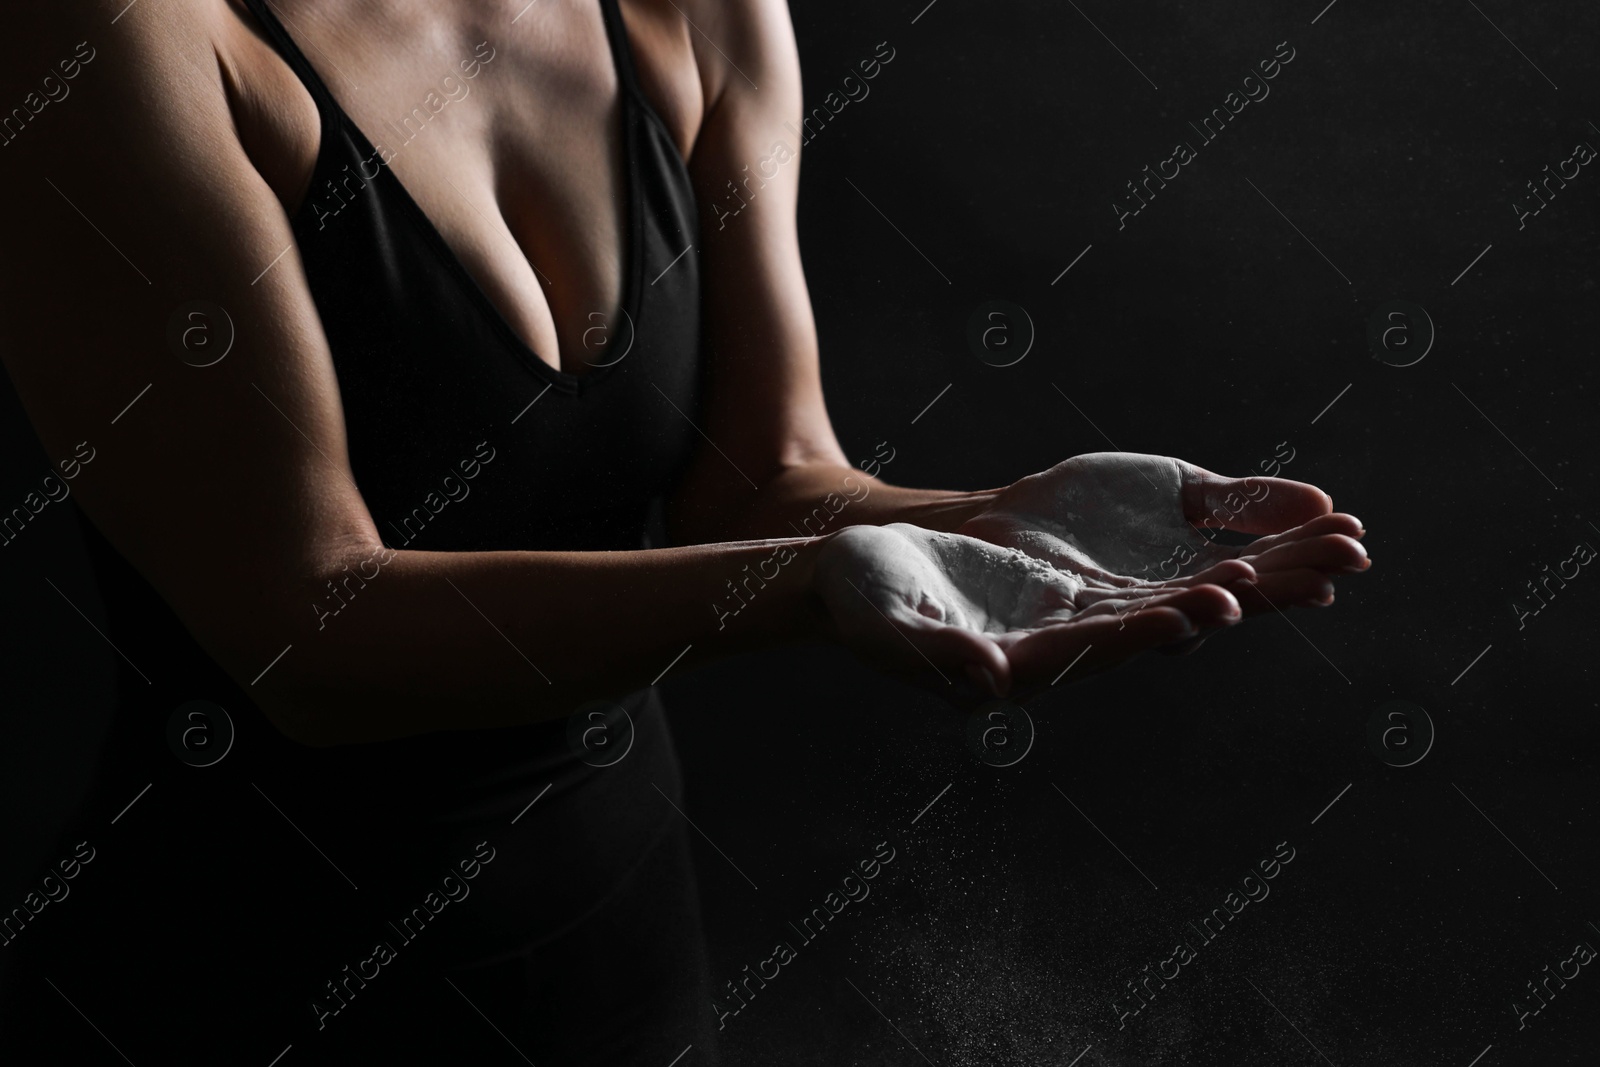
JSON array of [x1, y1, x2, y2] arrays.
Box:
[[217, 0, 703, 374]]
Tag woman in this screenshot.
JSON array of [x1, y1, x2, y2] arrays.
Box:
[[0, 0, 1367, 1062]]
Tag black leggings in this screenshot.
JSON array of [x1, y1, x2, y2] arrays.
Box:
[[0, 818, 720, 1065], [1, 692, 722, 1065], [306, 818, 722, 1065]]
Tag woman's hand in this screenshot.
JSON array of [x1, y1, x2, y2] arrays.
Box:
[[811, 522, 1247, 699], [957, 451, 1366, 605], [810, 453, 1369, 699]]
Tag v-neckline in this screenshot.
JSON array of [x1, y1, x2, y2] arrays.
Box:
[[248, 0, 643, 394]]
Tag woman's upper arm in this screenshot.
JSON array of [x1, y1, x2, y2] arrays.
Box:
[[676, 0, 850, 503], [0, 5, 378, 671]]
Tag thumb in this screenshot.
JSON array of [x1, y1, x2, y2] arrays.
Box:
[[1178, 461, 1332, 534]]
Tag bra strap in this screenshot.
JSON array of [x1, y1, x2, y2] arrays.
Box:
[[597, 0, 646, 98]]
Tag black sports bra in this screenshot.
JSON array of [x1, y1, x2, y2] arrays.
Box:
[[61, 0, 705, 949], [67, 0, 708, 888], [241, 0, 703, 553]]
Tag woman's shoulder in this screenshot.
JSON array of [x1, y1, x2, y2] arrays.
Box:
[[0, 1, 264, 180], [4, 0, 230, 63], [627, 0, 799, 116], [0, 1, 235, 138]]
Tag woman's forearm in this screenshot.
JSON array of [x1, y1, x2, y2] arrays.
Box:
[[245, 460, 1004, 746], [238, 534, 835, 747], [668, 460, 1005, 544]]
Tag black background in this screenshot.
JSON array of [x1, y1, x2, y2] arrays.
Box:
[[4, 1, 1599, 1064]]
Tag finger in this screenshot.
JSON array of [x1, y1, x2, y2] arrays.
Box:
[[1006, 607, 1196, 690], [891, 614, 1014, 696], [1236, 513, 1365, 556], [1225, 570, 1337, 616], [1163, 561, 1353, 649], [1075, 582, 1243, 629], [1115, 557, 1256, 592], [1161, 565, 1346, 650], [1241, 533, 1370, 575], [1178, 460, 1334, 534], [834, 582, 1014, 696]]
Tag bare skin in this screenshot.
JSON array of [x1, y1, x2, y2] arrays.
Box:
[[820, 453, 1367, 696], [0, 0, 1365, 746]]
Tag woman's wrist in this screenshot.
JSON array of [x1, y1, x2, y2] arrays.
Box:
[[699, 532, 840, 648], [675, 462, 1007, 542], [888, 486, 1005, 532]]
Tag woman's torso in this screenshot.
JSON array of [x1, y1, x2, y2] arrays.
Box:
[[222, 0, 707, 550], [60, 0, 711, 966]]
